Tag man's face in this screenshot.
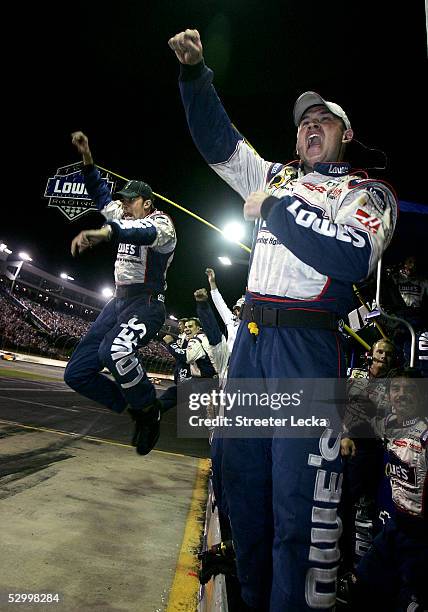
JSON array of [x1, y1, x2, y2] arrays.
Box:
[[389, 378, 420, 418], [370, 340, 395, 376], [296, 105, 347, 170], [121, 196, 150, 219], [184, 320, 201, 339], [178, 321, 186, 334]]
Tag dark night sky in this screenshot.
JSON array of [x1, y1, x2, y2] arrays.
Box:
[[4, 1, 427, 318]]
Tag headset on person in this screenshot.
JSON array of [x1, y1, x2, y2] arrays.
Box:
[[364, 338, 400, 370]]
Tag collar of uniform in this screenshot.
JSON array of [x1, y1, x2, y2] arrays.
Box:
[[313, 162, 351, 176]]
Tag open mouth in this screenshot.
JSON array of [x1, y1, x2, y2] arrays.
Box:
[[307, 134, 322, 149]]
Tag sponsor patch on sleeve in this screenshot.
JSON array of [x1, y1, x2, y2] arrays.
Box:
[[366, 186, 388, 214], [267, 162, 285, 179], [352, 207, 381, 234]]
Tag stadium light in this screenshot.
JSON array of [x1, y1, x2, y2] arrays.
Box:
[[10, 254, 29, 295], [218, 256, 232, 266], [169, 314, 178, 320], [101, 287, 114, 299], [0, 243, 12, 255], [60, 272, 75, 281], [222, 221, 245, 243]]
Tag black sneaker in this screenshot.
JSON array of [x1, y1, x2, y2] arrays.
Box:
[[128, 401, 161, 455]]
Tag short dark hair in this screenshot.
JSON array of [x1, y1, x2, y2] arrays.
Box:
[[385, 367, 423, 399]]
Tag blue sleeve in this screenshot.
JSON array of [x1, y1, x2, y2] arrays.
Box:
[[196, 301, 222, 346], [82, 165, 113, 211], [107, 219, 157, 245], [261, 194, 373, 282], [166, 342, 187, 363], [179, 62, 242, 164]]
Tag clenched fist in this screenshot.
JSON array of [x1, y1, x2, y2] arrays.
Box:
[[71, 226, 112, 257], [194, 288, 209, 302], [340, 437, 356, 457], [168, 29, 203, 65], [243, 191, 270, 220], [71, 131, 93, 165], [71, 131, 90, 155], [205, 267, 217, 289]]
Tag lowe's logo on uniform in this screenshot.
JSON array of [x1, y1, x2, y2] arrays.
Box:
[[286, 200, 366, 247], [44, 162, 115, 222]]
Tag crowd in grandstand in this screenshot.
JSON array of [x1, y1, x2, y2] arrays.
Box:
[[18, 296, 92, 338], [0, 295, 60, 357], [0, 291, 175, 370]]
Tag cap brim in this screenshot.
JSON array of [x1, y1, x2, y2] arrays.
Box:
[[293, 92, 327, 126], [115, 189, 140, 199]]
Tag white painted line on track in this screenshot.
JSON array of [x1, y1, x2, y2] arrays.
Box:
[[69, 404, 113, 414]]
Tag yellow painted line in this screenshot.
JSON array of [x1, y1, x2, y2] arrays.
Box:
[[166, 458, 210, 612], [0, 418, 198, 459]]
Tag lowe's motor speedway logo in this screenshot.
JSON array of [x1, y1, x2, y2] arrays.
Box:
[[44, 162, 116, 221]]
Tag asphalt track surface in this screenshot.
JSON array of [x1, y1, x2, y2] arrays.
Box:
[[0, 361, 210, 459]]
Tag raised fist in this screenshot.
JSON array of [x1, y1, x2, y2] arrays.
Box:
[[205, 268, 215, 282], [168, 29, 203, 65], [71, 131, 90, 155], [194, 288, 209, 302]]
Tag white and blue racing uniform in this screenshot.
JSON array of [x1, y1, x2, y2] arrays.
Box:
[[64, 165, 176, 414], [178, 61, 397, 610]]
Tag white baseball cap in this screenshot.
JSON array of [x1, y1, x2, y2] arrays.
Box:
[[294, 91, 351, 130]]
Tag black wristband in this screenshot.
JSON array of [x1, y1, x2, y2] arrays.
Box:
[[261, 196, 280, 220], [179, 60, 205, 81]]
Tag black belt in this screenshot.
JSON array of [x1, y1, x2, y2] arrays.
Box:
[[240, 303, 338, 330], [115, 285, 164, 301]]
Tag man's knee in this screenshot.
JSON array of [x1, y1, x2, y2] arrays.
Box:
[[64, 361, 83, 390]]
